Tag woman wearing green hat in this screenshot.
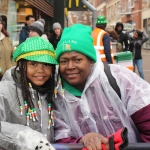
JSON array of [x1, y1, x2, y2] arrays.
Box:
[[0, 36, 57, 150], [53, 24, 150, 149]]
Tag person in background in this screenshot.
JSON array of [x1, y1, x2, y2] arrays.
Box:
[[0, 37, 57, 150], [19, 15, 35, 44], [0, 16, 15, 80], [29, 18, 49, 41], [92, 16, 113, 64], [106, 29, 119, 42], [126, 29, 149, 79], [115, 22, 128, 52], [50, 22, 62, 50], [53, 24, 150, 150]]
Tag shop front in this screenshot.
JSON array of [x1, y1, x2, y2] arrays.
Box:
[[0, 0, 54, 47]]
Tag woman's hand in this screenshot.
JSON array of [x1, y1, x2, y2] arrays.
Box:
[[79, 132, 109, 150]]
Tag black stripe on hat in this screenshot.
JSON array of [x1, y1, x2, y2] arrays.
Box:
[[29, 26, 43, 36]]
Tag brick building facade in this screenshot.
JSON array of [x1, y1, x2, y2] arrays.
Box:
[[91, 0, 150, 48]]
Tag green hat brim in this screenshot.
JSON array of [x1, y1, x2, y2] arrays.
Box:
[[20, 55, 58, 65]]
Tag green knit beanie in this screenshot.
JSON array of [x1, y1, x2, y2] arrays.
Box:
[[13, 36, 58, 65], [56, 24, 97, 62]]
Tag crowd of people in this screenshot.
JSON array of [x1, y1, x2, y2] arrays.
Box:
[[0, 14, 150, 150], [93, 16, 149, 79]]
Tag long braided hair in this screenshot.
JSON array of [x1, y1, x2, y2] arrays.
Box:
[[14, 59, 56, 110]]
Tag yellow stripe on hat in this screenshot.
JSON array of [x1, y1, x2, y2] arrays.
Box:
[[16, 50, 55, 62]]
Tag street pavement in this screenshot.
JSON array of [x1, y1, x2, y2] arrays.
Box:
[[135, 49, 150, 83]]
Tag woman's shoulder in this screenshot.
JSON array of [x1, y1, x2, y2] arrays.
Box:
[[5, 36, 12, 41], [2, 36, 12, 44]]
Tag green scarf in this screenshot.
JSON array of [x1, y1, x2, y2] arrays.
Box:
[[62, 79, 82, 96]]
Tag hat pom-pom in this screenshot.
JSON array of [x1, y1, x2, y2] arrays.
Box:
[[38, 19, 45, 26]]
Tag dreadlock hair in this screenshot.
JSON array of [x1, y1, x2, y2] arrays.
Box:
[[14, 59, 56, 110], [44, 64, 56, 105], [14, 59, 34, 109]]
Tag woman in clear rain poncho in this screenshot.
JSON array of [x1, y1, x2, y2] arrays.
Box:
[[53, 24, 150, 150]]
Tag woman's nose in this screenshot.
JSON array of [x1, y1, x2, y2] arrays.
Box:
[[67, 61, 75, 68]]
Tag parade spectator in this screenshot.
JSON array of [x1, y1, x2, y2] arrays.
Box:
[[29, 18, 49, 41], [53, 24, 150, 150], [0, 37, 57, 150], [106, 29, 119, 42], [92, 16, 113, 64], [50, 22, 62, 50], [115, 22, 128, 52], [0, 16, 15, 80], [126, 29, 149, 79], [19, 15, 35, 44]]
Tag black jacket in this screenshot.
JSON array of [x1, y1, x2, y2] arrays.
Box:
[[19, 25, 29, 44], [115, 22, 128, 51], [49, 35, 61, 50]]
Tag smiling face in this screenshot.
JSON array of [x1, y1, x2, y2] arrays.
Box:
[[59, 51, 94, 90], [27, 61, 52, 86]]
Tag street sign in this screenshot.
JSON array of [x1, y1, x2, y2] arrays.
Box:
[[123, 23, 135, 30]]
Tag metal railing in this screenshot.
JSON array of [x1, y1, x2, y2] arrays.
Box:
[[51, 143, 150, 150], [1, 143, 150, 150]]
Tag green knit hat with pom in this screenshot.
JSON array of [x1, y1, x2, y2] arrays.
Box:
[[56, 24, 97, 62], [96, 15, 108, 24], [13, 36, 58, 65]]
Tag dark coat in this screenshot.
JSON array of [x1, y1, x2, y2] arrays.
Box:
[[19, 25, 29, 44], [115, 22, 128, 51], [49, 35, 61, 50]]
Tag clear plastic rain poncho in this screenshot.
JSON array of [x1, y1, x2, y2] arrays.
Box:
[[53, 52, 150, 143]]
